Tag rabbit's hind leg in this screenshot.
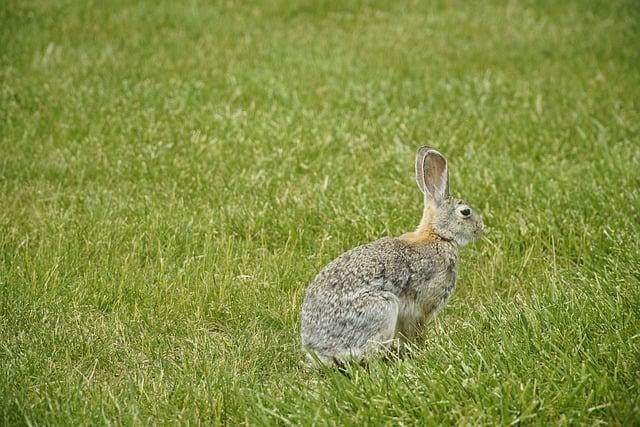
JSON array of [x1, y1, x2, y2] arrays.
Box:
[[335, 290, 400, 364], [302, 290, 399, 369]]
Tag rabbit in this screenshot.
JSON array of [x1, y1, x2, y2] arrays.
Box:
[[300, 147, 484, 367]]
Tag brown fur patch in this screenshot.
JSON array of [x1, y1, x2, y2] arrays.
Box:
[[399, 228, 442, 246], [399, 204, 444, 246]]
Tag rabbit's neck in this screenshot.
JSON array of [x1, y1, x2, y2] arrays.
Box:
[[399, 226, 450, 246], [399, 205, 450, 246]]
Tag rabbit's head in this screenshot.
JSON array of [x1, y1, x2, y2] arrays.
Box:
[[414, 147, 484, 246]]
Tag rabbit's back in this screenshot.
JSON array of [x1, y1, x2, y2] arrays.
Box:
[[304, 236, 455, 297], [305, 237, 413, 295]]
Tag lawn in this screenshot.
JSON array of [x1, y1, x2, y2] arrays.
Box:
[[1, 0, 639, 425]]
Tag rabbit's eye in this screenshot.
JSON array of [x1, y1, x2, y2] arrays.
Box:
[[460, 208, 471, 217]]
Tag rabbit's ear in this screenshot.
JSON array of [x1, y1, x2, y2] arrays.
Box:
[[419, 148, 449, 202], [415, 146, 431, 193]]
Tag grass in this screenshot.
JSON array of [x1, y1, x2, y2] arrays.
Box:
[[1, 0, 639, 424]]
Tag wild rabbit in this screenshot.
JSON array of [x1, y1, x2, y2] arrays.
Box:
[[300, 147, 483, 367]]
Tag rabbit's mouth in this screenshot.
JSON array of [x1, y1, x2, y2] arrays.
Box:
[[466, 221, 484, 243]]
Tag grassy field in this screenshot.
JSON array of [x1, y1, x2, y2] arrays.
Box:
[[1, 0, 639, 424]]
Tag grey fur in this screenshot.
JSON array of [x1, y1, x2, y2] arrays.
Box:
[[300, 147, 483, 366]]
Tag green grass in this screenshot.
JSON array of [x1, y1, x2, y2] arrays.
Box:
[[1, 0, 639, 424]]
